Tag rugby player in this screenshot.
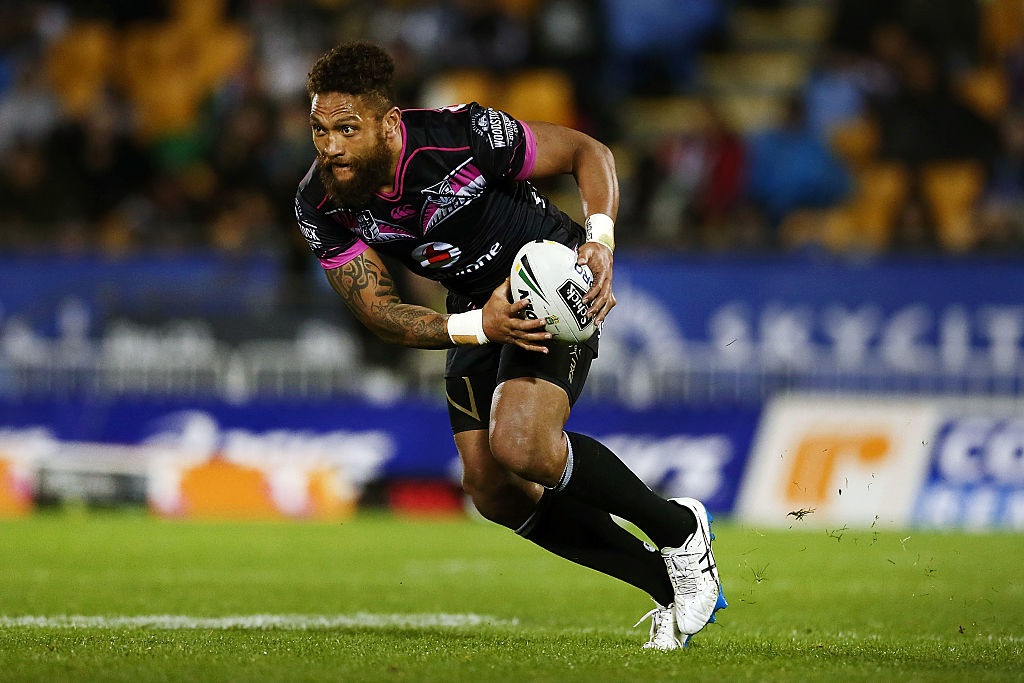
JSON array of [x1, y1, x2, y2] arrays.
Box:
[[294, 41, 725, 649]]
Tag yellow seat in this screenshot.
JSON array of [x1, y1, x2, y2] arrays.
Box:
[[778, 207, 834, 250], [622, 96, 708, 141], [847, 162, 910, 251], [921, 161, 986, 253], [419, 69, 500, 109], [171, 0, 226, 30], [829, 117, 880, 170], [982, 0, 1024, 59], [730, 4, 830, 49], [715, 92, 786, 133], [117, 17, 249, 139], [957, 66, 1009, 121], [45, 21, 116, 117], [701, 51, 810, 93], [501, 69, 577, 127], [423, 68, 577, 127]]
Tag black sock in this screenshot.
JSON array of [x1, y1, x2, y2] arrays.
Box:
[[558, 431, 696, 549], [519, 489, 674, 606]]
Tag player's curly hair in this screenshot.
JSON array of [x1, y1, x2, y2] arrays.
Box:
[[306, 41, 395, 115]]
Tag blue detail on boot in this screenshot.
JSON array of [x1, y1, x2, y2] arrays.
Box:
[[683, 508, 728, 647]]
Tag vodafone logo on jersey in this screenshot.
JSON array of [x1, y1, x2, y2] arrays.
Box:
[[413, 242, 461, 269]]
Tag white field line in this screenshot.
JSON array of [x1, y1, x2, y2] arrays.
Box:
[[0, 613, 518, 630]]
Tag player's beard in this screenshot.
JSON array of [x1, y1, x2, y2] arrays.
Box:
[[318, 133, 393, 209]]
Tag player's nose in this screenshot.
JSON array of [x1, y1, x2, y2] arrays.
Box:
[[323, 132, 346, 157]]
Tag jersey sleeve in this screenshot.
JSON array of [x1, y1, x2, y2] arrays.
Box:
[[293, 188, 368, 270], [465, 103, 537, 182]]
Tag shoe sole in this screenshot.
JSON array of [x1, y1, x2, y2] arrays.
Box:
[[679, 504, 728, 647]]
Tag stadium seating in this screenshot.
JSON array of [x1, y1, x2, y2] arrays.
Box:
[[956, 66, 1010, 121], [780, 161, 909, 253], [45, 21, 116, 118], [501, 69, 578, 127], [828, 116, 880, 171], [422, 68, 577, 128], [920, 160, 987, 253], [420, 69, 500, 110], [982, 0, 1024, 59], [728, 2, 831, 50]]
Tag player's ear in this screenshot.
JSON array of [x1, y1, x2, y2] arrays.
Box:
[[383, 106, 401, 137]]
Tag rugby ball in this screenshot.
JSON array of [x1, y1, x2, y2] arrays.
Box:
[[509, 240, 595, 344]]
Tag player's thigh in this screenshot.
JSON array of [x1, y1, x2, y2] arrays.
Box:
[[492, 337, 595, 436], [488, 377, 569, 484], [489, 340, 596, 479], [496, 334, 597, 411], [491, 376, 571, 440]]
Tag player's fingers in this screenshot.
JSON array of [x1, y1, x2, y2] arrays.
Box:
[[507, 317, 548, 335], [586, 283, 614, 319], [584, 264, 611, 300], [508, 295, 533, 316], [592, 298, 615, 325]]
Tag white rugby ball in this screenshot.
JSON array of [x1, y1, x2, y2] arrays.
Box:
[[509, 239, 596, 344]]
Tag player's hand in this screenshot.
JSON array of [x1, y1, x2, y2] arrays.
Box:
[[577, 242, 616, 325], [482, 278, 552, 353]]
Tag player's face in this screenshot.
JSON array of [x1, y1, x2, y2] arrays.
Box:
[[310, 92, 397, 208]]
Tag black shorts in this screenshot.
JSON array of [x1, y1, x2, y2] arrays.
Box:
[[443, 291, 599, 434]]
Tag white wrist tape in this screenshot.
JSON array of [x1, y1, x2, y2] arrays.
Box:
[[585, 213, 615, 252], [447, 309, 489, 345]]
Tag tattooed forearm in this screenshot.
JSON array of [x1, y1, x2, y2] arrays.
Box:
[[325, 255, 451, 349], [369, 299, 449, 346]]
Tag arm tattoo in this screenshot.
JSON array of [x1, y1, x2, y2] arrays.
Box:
[[325, 255, 450, 349]]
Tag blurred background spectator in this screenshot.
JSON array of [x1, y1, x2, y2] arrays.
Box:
[[0, 0, 1015, 260], [1, 0, 1022, 260], [746, 94, 851, 235]]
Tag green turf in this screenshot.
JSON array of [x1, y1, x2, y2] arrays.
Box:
[[0, 509, 1021, 682]]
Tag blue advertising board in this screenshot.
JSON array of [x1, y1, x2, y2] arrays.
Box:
[[0, 396, 759, 515], [0, 253, 281, 334], [913, 414, 1024, 529], [607, 253, 1024, 382]]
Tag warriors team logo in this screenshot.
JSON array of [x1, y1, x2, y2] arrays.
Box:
[[412, 242, 462, 269], [421, 159, 486, 233]]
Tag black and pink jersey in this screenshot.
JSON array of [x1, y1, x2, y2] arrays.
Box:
[[294, 103, 583, 304]]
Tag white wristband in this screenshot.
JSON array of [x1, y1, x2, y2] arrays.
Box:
[[447, 309, 489, 346], [585, 213, 615, 252]]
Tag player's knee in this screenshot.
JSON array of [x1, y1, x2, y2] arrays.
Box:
[[488, 423, 564, 487]]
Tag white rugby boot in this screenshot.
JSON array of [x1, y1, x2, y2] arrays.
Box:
[[635, 603, 680, 651], [661, 497, 726, 636]]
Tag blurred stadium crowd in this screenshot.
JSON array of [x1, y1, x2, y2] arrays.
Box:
[[2, 0, 1024, 259]]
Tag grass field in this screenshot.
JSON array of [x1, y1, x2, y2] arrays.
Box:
[[0, 509, 1021, 682]]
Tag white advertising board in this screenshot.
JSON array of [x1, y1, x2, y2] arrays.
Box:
[[737, 394, 1024, 529]]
